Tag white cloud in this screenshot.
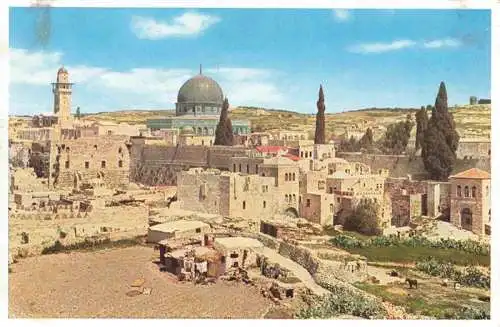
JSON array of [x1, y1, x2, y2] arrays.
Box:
[[348, 40, 416, 54], [332, 9, 351, 22], [131, 12, 220, 40], [348, 38, 462, 54], [423, 38, 462, 49], [9, 48, 286, 114]]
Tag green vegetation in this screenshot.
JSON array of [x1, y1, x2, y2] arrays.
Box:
[[329, 235, 490, 266], [214, 98, 234, 146], [422, 82, 460, 180], [41, 236, 145, 255], [296, 284, 386, 319], [380, 114, 414, 154], [415, 106, 429, 153], [314, 85, 326, 144], [354, 282, 490, 319], [344, 201, 382, 236], [415, 257, 490, 288]]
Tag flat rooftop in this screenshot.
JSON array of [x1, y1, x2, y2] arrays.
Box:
[[150, 220, 210, 233], [214, 237, 263, 250]]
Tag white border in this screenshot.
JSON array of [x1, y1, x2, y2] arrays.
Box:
[[1, 1, 498, 327]]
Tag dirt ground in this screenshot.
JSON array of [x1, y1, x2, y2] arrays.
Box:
[[9, 246, 272, 318]]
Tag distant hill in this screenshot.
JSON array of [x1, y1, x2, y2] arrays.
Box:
[[11, 104, 491, 139]]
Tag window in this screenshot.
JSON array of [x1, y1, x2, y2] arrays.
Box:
[[330, 204, 334, 213], [285, 173, 289, 181], [242, 201, 246, 210], [101, 161, 106, 169], [118, 147, 122, 154], [301, 151, 304, 157], [255, 165, 258, 173], [85, 161, 90, 169], [238, 164, 242, 172], [329, 187, 333, 194], [65, 161, 70, 169], [94, 145, 98, 150], [329, 169, 333, 174], [247, 165, 249, 173], [309, 151, 312, 157], [233, 164, 236, 172], [263, 201, 266, 208], [337, 198, 341, 203], [292, 173, 296, 181], [472, 186, 477, 198], [464, 186, 470, 198], [262, 185, 268, 193], [118, 160, 123, 168], [457, 185, 462, 197], [293, 194, 296, 202], [299, 196, 302, 204], [230, 253, 239, 258], [195, 228, 201, 233], [285, 194, 289, 202], [306, 199, 311, 207]]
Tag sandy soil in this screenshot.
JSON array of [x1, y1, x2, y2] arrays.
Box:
[[9, 246, 272, 318]]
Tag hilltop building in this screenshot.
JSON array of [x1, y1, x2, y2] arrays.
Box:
[[146, 66, 251, 145]]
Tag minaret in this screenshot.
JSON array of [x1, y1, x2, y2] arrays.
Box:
[[52, 66, 73, 122]]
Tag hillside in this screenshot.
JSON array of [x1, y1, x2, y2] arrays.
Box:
[[80, 104, 490, 139]]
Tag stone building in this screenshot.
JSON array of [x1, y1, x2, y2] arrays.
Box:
[[146, 67, 251, 136], [52, 66, 73, 122], [47, 135, 131, 189], [449, 168, 491, 236]]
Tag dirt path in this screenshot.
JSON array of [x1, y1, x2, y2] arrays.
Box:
[[255, 247, 330, 296]]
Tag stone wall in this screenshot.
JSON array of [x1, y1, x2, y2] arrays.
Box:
[[50, 136, 130, 189], [456, 140, 490, 159], [337, 152, 490, 178]]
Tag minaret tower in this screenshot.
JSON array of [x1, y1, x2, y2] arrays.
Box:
[[52, 66, 73, 122]]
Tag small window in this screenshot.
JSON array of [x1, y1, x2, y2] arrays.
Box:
[[65, 161, 70, 169], [94, 145, 97, 150], [118, 160, 123, 168], [329, 187, 333, 194], [101, 161, 106, 168], [239, 164, 242, 172], [285, 173, 289, 181], [243, 201, 246, 210], [472, 186, 477, 198], [457, 185, 462, 197], [255, 165, 258, 173], [195, 228, 201, 233], [246, 165, 249, 173], [85, 161, 90, 169], [292, 173, 296, 181], [233, 164, 236, 172], [306, 199, 311, 207], [230, 253, 239, 258], [263, 201, 266, 208], [337, 198, 341, 203], [293, 194, 296, 202], [464, 186, 470, 198], [118, 147, 122, 154]]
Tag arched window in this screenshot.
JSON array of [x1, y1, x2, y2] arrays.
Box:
[[242, 201, 246, 210], [292, 173, 296, 181], [285, 173, 289, 181], [233, 164, 236, 172], [285, 194, 289, 202], [293, 194, 296, 202], [464, 186, 470, 198], [472, 186, 477, 198], [457, 185, 462, 197]]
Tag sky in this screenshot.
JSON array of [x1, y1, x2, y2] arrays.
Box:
[[9, 8, 491, 115]]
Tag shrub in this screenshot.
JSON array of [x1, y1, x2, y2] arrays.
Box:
[[344, 202, 382, 236], [296, 284, 386, 319]]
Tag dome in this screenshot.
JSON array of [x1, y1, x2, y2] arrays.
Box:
[[177, 74, 224, 104], [58, 66, 68, 74]]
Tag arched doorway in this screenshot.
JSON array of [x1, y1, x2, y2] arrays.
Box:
[[284, 207, 299, 218], [461, 208, 473, 231]]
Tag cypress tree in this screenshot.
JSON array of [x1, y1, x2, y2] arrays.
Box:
[[359, 128, 374, 151], [314, 85, 326, 144], [76, 106, 81, 119], [422, 82, 460, 181], [214, 97, 234, 146], [415, 106, 429, 153]]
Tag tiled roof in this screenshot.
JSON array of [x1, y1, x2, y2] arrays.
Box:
[[450, 168, 490, 180], [282, 154, 300, 161], [255, 145, 287, 153]]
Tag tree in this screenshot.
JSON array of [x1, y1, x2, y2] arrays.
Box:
[[344, 201, 381, 236], [339, 136, 361, 152], [422, 82, 460, 181], [214, 98, 234, 146], [415, 106, 429, 153], [75, 106, 81, 119], [358, 128, 374, 151], [314, 85, 326, 144], [381, 114, 414, 154]]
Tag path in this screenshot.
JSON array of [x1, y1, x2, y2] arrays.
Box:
[[255, 247, 330, 296]]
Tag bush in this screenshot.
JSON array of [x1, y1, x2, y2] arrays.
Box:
[[443, 306, 490, 320], [415, 257, 490, 289], [344, 202, 382, 236], [330, 235, 364, 249], [296, 284, 386, 319]]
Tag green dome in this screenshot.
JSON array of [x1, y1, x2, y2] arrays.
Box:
[[177, 74, 224, 104]]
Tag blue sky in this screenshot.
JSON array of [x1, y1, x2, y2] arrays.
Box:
[[9, 8, 491, 115]]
